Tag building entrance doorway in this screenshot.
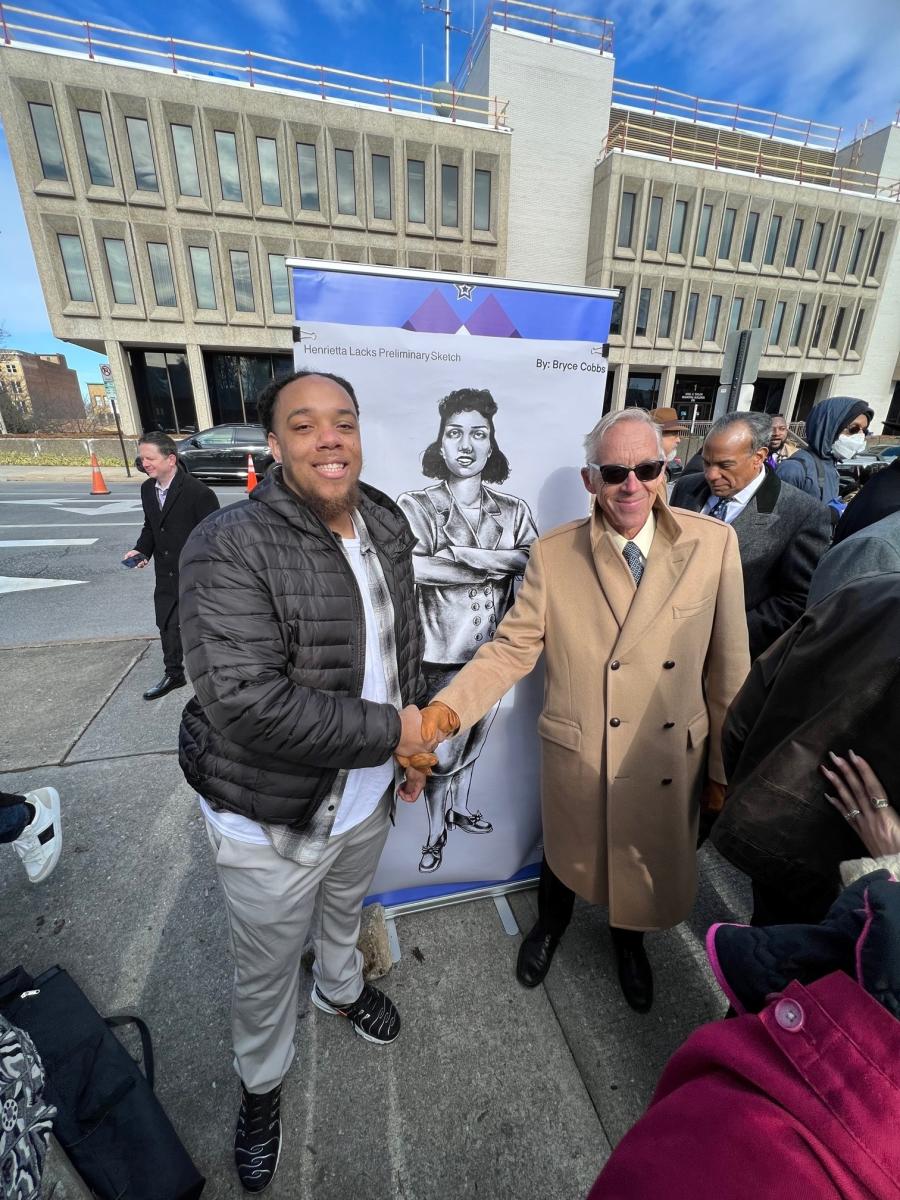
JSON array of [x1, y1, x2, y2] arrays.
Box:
[[128, 349, 197, 433], [751, 377, 785, 415], [672, 375, 716, 424], [204, 351, 293, 425], [793, 377, 822, 423]]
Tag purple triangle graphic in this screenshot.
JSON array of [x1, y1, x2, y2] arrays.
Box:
[[404, 291, 463, 334], [463, 294, 521, 337]]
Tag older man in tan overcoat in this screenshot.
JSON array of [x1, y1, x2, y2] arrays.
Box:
[[419, 407, 749, 1012]]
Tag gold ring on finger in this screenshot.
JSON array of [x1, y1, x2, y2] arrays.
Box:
[[871, 798, 890, 810]]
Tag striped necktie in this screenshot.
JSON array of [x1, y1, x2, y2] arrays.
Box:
[[622, 541, 644, 585]]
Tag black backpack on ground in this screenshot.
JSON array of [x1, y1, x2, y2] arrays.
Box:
[[0, 965, 204, 1200]]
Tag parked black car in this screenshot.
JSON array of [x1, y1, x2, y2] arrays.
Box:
[[837, 454, 888, 498], [176, 424, 274, 482]]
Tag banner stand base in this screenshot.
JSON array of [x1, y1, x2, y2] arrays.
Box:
[[383, 875, 537, 921]]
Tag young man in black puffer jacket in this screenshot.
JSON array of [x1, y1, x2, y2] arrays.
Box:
[[178, 370, 434, 1193]]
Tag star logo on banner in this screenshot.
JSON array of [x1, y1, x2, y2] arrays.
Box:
[[454, 284, 476, 301]]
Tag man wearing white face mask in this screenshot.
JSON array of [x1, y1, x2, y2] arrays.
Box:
[[777, 396, 873, 509]]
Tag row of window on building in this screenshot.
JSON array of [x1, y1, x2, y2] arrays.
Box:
[[616, 189, 886, 283], [56, 230, 293, 316], [27, 100, 493, 231], [609, 282, 867, 358]]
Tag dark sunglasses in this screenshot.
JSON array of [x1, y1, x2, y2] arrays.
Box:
[[587, 460, 665, 486]]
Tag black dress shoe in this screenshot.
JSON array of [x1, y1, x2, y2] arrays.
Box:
[[446, 808, 493, 834], [614, 940, 654, 1013], [142, 674, 187, 701], [516, 923, 560, 988]]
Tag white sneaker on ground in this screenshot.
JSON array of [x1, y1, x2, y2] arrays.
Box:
[[12, 787, 62, 883]]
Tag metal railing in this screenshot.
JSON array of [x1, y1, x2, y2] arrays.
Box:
[[602, 109, 900, 200], [612, 78, 842, 150], [0, 4, 511, 127], [457, 0, 613, 87]]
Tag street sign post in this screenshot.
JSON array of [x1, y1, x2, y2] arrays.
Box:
[[714, 327, 766, 418], [101, 368, 131, 478]]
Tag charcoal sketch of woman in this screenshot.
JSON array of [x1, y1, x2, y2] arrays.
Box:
[[397, 388, 538, 873]]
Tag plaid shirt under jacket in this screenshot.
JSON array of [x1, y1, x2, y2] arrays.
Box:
[[262, 509, 402, 866]]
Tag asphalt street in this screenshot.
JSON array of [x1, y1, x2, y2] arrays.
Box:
[[0, 480, 242, 646]]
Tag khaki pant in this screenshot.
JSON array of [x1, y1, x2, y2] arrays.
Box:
[[205, 798, 391, 1094]]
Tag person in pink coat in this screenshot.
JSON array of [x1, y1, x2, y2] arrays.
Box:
[[589, 751, 900, 1200]]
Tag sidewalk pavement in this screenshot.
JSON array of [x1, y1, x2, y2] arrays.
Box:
[[0, 638, 751, 1198], [0, 465, 140, 484]]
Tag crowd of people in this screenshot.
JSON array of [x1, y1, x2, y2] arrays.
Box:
[[5, 373, 899, 1196]]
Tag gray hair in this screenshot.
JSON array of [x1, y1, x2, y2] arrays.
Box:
[[706, 410, 773, 454], [583, 407, 664, 465]]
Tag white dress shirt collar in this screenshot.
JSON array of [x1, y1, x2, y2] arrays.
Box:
[[703, 467, 766, 523]]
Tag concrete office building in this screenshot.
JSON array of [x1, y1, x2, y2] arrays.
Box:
[[0, 1, 898, 436]]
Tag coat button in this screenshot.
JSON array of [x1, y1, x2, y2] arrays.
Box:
[[663, 721, 675, 729], [475, 633, 483, 641], [609, 717, 621, 727], [661, 778, 672, 785], [468, 588, 478, 598], [473, 616, 482, 626], [663, 660, 675, 669], [471, 602, 480, 610], [774, 998, 804, 1032], [610, 660, 620, 670]]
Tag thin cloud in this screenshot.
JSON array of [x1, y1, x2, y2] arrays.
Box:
[[603, 0, 899, 139], [311, 0, 372, 21]]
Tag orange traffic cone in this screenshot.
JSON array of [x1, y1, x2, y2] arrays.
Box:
[[245, 453, 258, 493], [90, 453, 110, 495]]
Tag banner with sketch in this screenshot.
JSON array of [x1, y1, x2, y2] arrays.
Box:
[[290, 264, 614, 907]]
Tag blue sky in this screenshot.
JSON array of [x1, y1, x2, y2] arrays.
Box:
[[1, 0, 898, 396]]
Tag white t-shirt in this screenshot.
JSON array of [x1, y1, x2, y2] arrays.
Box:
[[199, 528, 395, 845]]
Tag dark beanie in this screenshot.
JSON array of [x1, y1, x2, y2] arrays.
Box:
[[843, 400, 874, 428]]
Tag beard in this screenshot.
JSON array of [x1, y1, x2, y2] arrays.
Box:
[[284, 473, 361, 527]]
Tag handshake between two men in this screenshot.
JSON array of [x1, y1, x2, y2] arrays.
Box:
[[393, 702, 461, 804]]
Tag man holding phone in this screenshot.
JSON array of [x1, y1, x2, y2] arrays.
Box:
[[125, 431, 219, 700]]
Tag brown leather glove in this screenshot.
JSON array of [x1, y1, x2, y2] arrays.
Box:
[[700, 779, 727, 813], [395, 751, 439, 775], [421, 700, 460, 742], [393, 702, 461, 776]]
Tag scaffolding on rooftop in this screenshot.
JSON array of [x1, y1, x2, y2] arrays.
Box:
[[456, 0, 614, 86], [603, 106, 900, 201], [0, 3, 511, 128]]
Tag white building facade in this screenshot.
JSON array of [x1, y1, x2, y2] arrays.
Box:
[[1, 1, 898, 435]]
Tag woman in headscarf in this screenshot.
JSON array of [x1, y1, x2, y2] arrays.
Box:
[[397, 388, 538, 873]]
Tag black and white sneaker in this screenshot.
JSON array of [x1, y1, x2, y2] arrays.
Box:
[[311, 983, 401, 1044], [234, 1083, 281, 1193]]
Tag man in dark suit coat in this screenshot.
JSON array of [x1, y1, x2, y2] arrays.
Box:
[[671, 411, 831, 659], [126, 432, 219, 699]]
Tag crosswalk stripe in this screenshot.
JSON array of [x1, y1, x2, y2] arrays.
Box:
[[0, 576, 86, 594], [0, 539, 98, 548]]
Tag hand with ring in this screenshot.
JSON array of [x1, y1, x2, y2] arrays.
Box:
[[820, 749, 900, 859]]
